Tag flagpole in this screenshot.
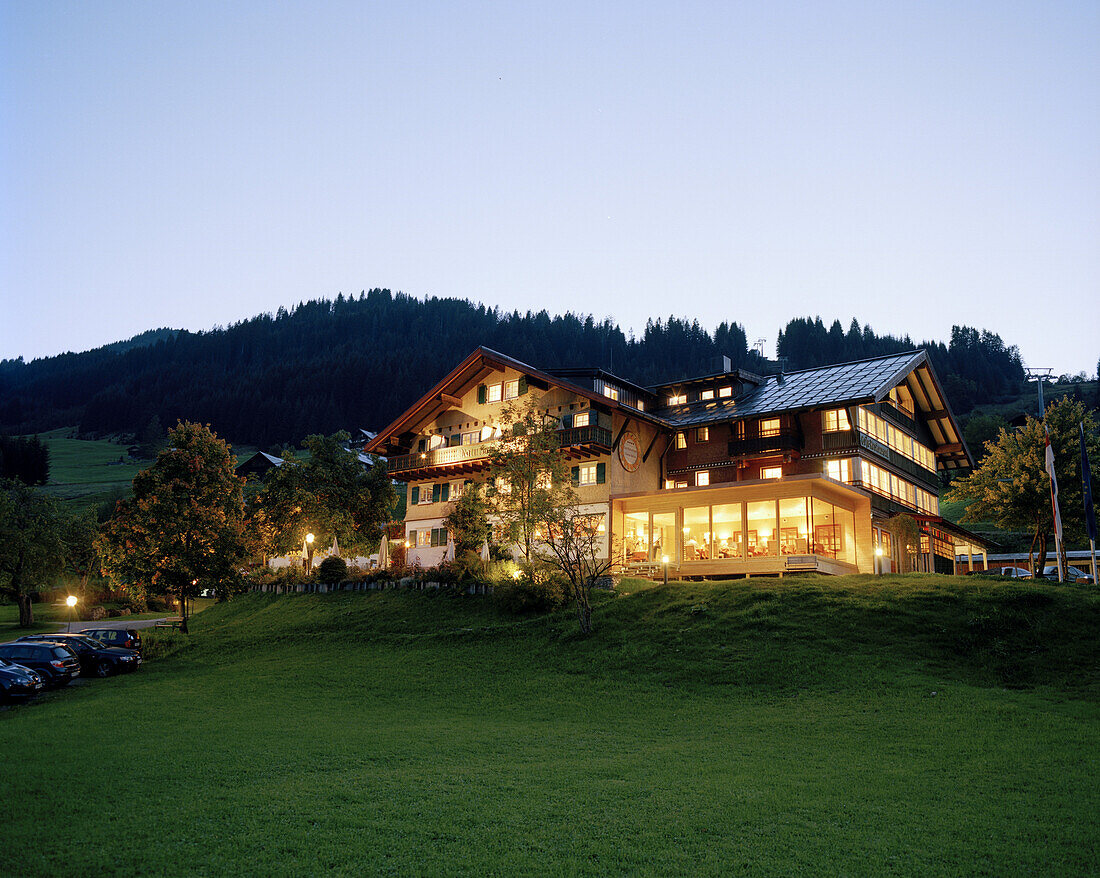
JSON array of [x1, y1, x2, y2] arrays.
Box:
[[1044, 424, 1064, 583], [1081, 422, 1098, 584]]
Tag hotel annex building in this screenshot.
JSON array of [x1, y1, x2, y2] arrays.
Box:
[[364, 347, 990, 577]]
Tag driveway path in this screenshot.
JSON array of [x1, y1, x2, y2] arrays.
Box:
[[59, 617, 171, 632]]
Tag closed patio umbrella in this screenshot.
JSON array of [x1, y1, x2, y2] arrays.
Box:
[[377, 534, 389, 569], [444, 533, 455, 563], [330, 536, 340, 558], [480, 540, 490, 563]]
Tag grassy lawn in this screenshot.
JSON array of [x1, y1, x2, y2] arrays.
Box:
[[1, 575, 1097, 875]]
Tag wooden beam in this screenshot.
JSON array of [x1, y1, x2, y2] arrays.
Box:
[[936, 443, 964, 454], [440, 393, 462, 406], [923, 408, 948, 420], [612, 418, 632, 450], [483, 357, 505, 372], [642, 430, 662, 463]]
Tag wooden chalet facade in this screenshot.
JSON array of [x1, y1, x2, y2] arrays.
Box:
[[364, 347, 990, 577]]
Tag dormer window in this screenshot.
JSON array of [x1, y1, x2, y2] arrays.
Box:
[[718, 386, 732, 398], [668, 393, 687, 405], [700, 389, 714, 401], [603, 385, 619, 401]]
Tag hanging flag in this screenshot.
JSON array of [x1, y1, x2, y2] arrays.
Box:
[[1082, 422, 1097, 545], [1045, 425, 1063, 550]]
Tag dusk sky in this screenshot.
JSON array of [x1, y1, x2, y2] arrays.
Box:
[[3, 1, 1097, 375]]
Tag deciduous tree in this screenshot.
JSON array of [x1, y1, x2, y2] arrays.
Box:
[[537, 505, 613, 635], [487, 396, 575, 563], [97, 422, 253, 632], [0, 480, 68, 627], [947, 399, 1100, 573], [248, 432, 396, 561]]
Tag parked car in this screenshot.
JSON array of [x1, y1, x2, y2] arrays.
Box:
[[0, 642, 81, 688], [17, 634, 142, 677], [79, 627, 143, 654], [1042, 566, 1096, 584], [0, 656, 45, 702], [972, 566, 1033, 579]]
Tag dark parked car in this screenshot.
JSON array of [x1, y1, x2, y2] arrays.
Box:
[[79, 627, 143, 654], [0, 642, 81, 688], [0, 656, 45, 702], [18, 634, 142, 677]]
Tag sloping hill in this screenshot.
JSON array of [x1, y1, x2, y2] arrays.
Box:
[[2, 575, 1096, 875]]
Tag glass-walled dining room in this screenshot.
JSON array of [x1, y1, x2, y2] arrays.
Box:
[[614, 476, 871, 575]]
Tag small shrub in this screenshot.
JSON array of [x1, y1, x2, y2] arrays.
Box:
[[317, 556, 348, 585], [494, 576, 567, 614]]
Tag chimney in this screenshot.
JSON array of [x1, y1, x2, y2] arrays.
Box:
[[709, 354, 732, 374]]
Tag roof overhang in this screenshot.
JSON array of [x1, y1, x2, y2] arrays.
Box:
[[364, 347, 667, 456], [873, 352, 972, 470]]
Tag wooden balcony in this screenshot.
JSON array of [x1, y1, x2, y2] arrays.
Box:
[[388, 425, 613, 478], [728, 429, 801, 457]]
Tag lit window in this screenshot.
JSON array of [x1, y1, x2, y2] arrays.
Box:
[[760, 466, 782, 479], [417, 530, 431, 546], [822, 409, 851, 432], [668, 394, 687, 405], [676, 480, 688, 488], [696, 427, 709, 442], [700, 389, 714, 400], [573, 411, 590, 428], [664, 479, 676, 489], [487, 383, 502, 403], [636, 400, 644, 410], [450, 481, 464, 499], [577, 463, 598, 486], [419, 486, 433, 504], [676, 432, 687, 449], [696, 471, 710, 486], [429, 434, 445, 450], [825, 459, 852, 483], [603, 385, 619, 401], [504, 380, 519, 400], [759, 418, 780, 437], [480, 425, 495, 442], [718, 386, 732, 398]]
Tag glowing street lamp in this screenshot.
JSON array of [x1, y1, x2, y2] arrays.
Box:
[[875, 545, 884, 576], [662, 554, 669, 586], [65, 594, 77, 632], [305, 532, 315, 574]]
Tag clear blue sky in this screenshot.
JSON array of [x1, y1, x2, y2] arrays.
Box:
[[2, 1, 1097, 375]]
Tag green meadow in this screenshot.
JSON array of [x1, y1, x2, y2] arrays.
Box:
[[1, 575, 1098, 876], [32, 428, 258, 509]]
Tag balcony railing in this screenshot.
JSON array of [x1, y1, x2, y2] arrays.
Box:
[[388, 425, 613, 475], [856, 433, 938, 488], [728, 429, 801, 457], [878, 400, 918, 433]]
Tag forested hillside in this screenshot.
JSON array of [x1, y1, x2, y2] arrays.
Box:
[[0, 290, 1029, 449]]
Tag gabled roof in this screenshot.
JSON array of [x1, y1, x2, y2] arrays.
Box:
[[657, 350, 971, 468], [364, 346, 973, 469], [363, 347, 663, 455]]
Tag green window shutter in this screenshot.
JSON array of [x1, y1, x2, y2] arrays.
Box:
[[518, 375, 528, 395], [571, 466, 580, 487], [451, 433, 462, 446], [410, 486, 419, 505], [478, 385, 487, 404], [563, 413, 573, 428], [432, 483, 442, 502], [441, 483, 450, 502], [596, 462, 606, 484], [417, 438, 426, 452]]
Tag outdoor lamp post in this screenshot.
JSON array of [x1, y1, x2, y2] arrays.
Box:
[[65, 594, 77, 633], [875, 546, 884, 576], [662, 554, 669, 586], [305, 532, 315, 574]]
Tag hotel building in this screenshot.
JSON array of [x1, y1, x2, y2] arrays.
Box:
[[364, 347, 989, 577]]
